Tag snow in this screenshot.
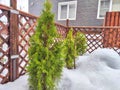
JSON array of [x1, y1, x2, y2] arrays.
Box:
[[0, 48, 120, 90], [0, 75, 29, 90], [58, 48, 120, 90]]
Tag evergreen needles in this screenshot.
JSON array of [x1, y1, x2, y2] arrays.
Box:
[[65, 28, 87, 69], [27, 0, 64, 90]]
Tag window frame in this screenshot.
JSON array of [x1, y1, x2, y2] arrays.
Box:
[[58, 1, 77, 21], [97, 0, 113, 19]]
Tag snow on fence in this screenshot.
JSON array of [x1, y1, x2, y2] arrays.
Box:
[[0, 4, 120, 84]]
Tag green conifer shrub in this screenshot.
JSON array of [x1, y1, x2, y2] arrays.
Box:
[[27, 0, 64, 90], [64, 28, 76, 69], [75, 32, 87, 56], [64, 28, 87, 69]]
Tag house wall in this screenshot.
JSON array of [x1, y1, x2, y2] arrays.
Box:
[[29, 0, 44, 16], [29, 0, 104, 26]]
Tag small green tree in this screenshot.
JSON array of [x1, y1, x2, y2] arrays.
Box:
[[64, 29, 87, 69], [75, 32, 87, 56], [27, 0, 64, 90], [64, 28, 76, 69]]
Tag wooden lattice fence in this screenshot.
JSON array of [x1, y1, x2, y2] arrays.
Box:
[[0, 4, 38, 84], [71, 26, 120, 54], [0, 4, 120, 84], [55, 24, 120, 54], [0, 5, 10, 84], [18, 11, 37, 77], [71, 26, 103, 53]]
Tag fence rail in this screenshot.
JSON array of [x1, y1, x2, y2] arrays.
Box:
[[0, 4, 120, 84]]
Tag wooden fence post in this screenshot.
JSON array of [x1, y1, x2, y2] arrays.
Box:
[[9, 0, 19, 81], [66, 19, 69, 34], [66, 19, 69, 27]]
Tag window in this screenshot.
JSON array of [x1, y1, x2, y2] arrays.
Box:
[[58, 1, 77, 20], [97, 0, 112, 19]]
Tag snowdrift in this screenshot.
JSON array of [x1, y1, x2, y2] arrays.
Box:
[[58, 48, 120, 90], [0, 48, 120, 90]]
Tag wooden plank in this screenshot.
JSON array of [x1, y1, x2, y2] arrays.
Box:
[[115, 12, 119, 26], [117, 12, 120, 25], [105, 12, 111, 26], [110, 12, 114, 26], [9, 12, 19, 81], [103, 12, 120, 48]]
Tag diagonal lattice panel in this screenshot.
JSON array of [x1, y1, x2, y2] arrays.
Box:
[[0, 9, 10, 84], [18, 14, 37, 76], [55, 23, 67, 38], [72, 26, 103, 53], [86, 33, 103, 53]]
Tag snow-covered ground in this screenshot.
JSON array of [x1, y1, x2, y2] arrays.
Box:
[[0, 48, 120, 90]]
